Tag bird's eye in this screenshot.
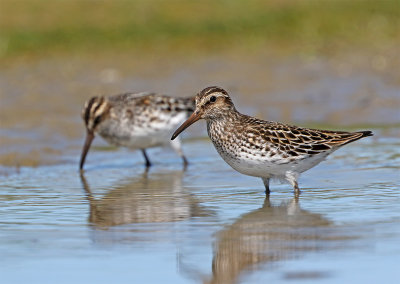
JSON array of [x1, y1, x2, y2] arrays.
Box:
[[94, 116, 101, 125], [210, 96, 216, 103]]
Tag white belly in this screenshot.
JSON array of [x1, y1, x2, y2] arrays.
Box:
[[217, 147, 332, 179], [98, 112, 187, 149]]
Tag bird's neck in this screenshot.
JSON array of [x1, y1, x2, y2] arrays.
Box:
[[206, 108, 242, 138]]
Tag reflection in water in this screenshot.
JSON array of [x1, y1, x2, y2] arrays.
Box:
[[80, 171, 211, 229], [205, 198, 340, 284]]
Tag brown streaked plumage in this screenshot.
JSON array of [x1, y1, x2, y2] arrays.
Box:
[[172, 86, 373, 196], [80, 92, 194, 170]]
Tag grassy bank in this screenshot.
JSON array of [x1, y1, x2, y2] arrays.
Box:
[[1, 0, 399, 59]]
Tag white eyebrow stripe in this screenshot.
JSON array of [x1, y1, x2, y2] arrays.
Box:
[[93, 101, 107, 117]]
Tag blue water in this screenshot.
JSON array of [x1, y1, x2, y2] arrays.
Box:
[[0, 134, 399, 284]]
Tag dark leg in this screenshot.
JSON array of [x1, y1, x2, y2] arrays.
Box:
[[182, 155, 189, 169], [170, 138, 189, 169], [293, 180, 300, 197], [141, 149, 152, 168], [262, 178, 270, 195]]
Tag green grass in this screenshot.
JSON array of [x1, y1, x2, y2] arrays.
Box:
[[1, 0, 399, 59]]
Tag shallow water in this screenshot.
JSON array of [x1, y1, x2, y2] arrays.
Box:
[[1, 134, 399, 284], [1, 52, 399, 283]]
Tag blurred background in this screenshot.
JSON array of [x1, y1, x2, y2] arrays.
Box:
[[1, 2, 400, 284], [0, 0, 399, 168]]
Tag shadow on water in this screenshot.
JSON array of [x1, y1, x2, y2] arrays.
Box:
[[178, 197, 351, 284], [80, 170, 212, 230]]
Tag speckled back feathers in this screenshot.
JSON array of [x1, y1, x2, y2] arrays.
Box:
[[207, 109, 372, 164], [82, 92, 195, 133]]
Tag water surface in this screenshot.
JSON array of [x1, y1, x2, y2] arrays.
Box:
[[1, 135, 399, 284]]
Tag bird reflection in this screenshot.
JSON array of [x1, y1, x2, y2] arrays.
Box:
[[80, 170, 211, 229], [205, 197, 337, 284]]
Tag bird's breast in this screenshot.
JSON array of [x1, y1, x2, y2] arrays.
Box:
[[97, 111, 187, 149]]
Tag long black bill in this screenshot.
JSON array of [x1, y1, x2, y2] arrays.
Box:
[[79, 131, 95, 170], [171, 112, 201, 140]]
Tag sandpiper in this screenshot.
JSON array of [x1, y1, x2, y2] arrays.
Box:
[[171, 86, 373, 195], [80, 92, 194, 170]]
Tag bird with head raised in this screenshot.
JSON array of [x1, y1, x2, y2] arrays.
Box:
[[172, 86, 373, 196], [80, 92, 194, 170]]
